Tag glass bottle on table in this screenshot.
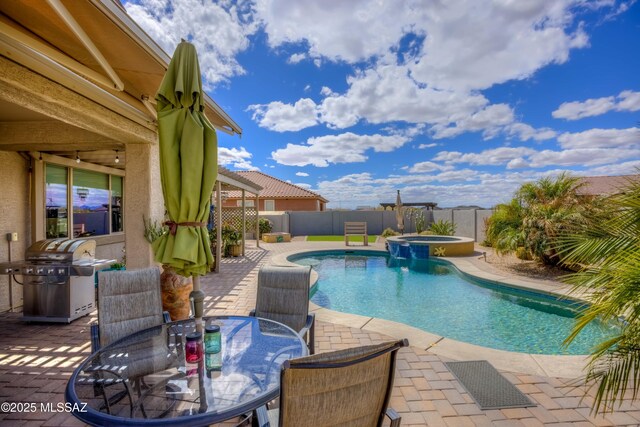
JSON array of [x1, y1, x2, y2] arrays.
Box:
[[185, 332, 202, 376], [204, 324, 222, 372]]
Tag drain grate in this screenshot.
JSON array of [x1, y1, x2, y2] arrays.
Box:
[[445, 360, 535, 410]]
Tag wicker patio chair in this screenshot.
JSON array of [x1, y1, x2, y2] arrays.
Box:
[[91, 267, 174, 415], [250, 265, 315, 354], [254, 339, 408, 427]]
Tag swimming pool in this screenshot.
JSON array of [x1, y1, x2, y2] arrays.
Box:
[[289, 251, 620, 355]]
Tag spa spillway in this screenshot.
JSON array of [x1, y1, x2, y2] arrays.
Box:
[[386, 235, 475, 258]]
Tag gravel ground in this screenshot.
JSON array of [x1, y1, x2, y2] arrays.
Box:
[[476, 244, 569, 282]]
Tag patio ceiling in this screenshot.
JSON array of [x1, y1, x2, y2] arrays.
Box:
[[0, 0, 242, 135]]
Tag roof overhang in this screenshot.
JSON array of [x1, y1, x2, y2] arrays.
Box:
[[218, 166, 262, 194], [0, 0, 242, 136]]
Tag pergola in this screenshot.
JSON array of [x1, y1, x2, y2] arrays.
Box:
[[212, 166, 262, 272], [380, 202, 437, 210]]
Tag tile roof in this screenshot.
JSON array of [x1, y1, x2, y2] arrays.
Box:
[[218, 166, 262, 193], [225, 171, 329, 202], [577, 174, 640, 196]]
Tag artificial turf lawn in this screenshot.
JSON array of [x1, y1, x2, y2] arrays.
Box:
[[306, 235, 378, 243]]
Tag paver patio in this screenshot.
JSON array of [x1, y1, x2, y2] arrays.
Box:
[[1, 239, 639, 426]]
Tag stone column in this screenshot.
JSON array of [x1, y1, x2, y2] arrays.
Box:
[[124, 142, 164, 269]]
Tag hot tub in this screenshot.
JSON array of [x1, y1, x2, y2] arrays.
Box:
[[386, 235, 475, 258]]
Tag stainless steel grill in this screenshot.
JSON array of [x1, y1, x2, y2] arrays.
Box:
[[0, 238, 115, 323]]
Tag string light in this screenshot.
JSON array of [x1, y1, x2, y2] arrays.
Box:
[[115, 150, 120, 164], [38, 152, 43, 162], [75, 151, 80, 164]]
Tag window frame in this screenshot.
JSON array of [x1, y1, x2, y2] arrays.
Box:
[[42, 159, 125, 240]]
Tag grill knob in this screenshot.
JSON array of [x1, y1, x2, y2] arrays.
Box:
[[25, 267, 33, 274], [58, 268, 66, 275], [47, 268, 55, 275], [36, 267, 45, 274]]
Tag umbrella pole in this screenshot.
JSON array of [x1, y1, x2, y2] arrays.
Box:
[[190, 276, 205, 326]]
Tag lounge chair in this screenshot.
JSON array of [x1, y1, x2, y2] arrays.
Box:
[[250, 265, 315, 354], [254, 339, 408, 426]]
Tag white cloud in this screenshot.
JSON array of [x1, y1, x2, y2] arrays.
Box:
[[506, 123, 557, 141], [617, 90, 640, 111], [254, 0, 416, 63], [432, 142, 640, 169], [288, 53, 306, 64], [251, 60, 558, 144], [247, 98, 319, 132], [125, 0, 256, 88], [409, 1, 590, 92], [320, 86, 335, 96], [249, 1, 619, 141], [219, 146, 258, 170], [303, 84, 311, 92], [552, 90, 640, 120], [557, 127, 640, 149], [433, 147, 538, 166], [295, 182, 312, 190], [587, 160, 640, 176], [271, 132, 409, 167], [255, 0, 597, 93], [418, 143, 438, 149], [430, 104, 515, 139], [528, 148, 640, 167], [295, 172, 309, 177], [408, 161, 453, 173]]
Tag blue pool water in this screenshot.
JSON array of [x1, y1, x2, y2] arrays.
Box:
[[291, 251, 620, 355]]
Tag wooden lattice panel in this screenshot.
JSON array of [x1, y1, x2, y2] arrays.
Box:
[[218, 207, 258, 236]]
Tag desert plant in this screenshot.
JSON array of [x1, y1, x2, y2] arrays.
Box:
[[484, 173, 595, 266], [381, 227, 398, 238], [560, 176, 640, 413], [429, 219, 456, 236], [415, 210, 426, 234], [258, 218, 273, 237], [143, 215, 167, 244], [221, 224, 242, 256], [485, 199, 525, 255]]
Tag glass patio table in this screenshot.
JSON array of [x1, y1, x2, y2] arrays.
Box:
[[65, 316, 308, 426]]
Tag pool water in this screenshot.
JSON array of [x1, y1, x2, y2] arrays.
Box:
[[292, 251, 620, 355]]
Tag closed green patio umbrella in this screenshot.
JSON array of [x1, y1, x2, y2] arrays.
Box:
[[153, 41, 216, 320]]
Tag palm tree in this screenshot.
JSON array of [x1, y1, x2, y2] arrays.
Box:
[[517, 173, 589, 265], [485, 172, 590, 265], [560, 177, 640, 413], [485, 198, 525, 255]]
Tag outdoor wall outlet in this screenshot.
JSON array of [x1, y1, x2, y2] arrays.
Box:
[[6, 232, 18, 242]]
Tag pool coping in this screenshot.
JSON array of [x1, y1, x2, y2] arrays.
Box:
[[270, 245, 590, 379]]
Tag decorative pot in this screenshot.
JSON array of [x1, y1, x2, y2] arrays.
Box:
[[160, 266, 193, 321], [229, 244, 242, 257]]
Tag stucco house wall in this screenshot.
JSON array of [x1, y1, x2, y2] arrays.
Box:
[[0, 152, 30, 312]]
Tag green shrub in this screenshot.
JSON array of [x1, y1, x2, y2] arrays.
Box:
[[429, 219, 456, 236], [258, 218, 273, 237], [381, 227, 398, 237], [515, 247, 532, 260], [143, 215, 166, 243], [415, 211, 426, 233]]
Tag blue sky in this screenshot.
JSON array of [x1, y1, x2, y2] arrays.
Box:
[[124, 0, 640, 209]]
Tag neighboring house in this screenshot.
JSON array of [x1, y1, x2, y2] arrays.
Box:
[[577, 175, 640, 196], [0, 0, 241, 312], [222, 171, 329, 211]]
